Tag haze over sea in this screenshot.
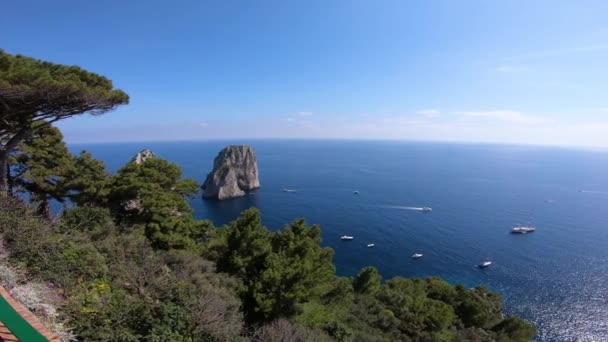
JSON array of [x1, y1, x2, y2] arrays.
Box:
[[70, 140, 608, 341]]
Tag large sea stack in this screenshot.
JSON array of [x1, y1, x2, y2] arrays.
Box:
[[202, 145, 260, 200]]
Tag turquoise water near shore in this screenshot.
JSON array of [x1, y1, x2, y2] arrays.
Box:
[[71, 140, 608, 341]]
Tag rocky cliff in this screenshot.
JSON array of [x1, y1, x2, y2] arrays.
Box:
[[202, 145, 260, 200]]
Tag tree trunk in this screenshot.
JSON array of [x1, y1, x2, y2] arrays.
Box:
[[0, 127, 32, 195], [7, 157, 13, 195], [38, 198, 52, 221], [0, 150, 8, 194]]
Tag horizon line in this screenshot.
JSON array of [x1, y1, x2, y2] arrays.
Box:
[[66, 137, 608, 153]]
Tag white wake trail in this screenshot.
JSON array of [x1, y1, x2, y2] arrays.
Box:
[[379, 205, 425, 211], [580, 190, 608, 195]]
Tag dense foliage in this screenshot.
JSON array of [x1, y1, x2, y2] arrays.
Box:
[[0, 126, 536, 341], [209, 211, 336, 323], [1, 198, 245, 341], [9, 123, 73, 217], [108, 156, 207, 250]]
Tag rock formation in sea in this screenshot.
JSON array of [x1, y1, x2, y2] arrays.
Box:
[[131, 149, 155, 164], [202, 145, 260, 200]]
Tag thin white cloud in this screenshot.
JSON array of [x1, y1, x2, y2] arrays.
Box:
[[416, 109, 440, 117], [381, 117, 430, 125], [602, 108, 608, 113], [297, 111, 314, 116], [454, 110, 552, 124], [497, 65, 528, 73], [60, 112, 608, 148], [199, 122, 209, 127], [503, 44, 608, 62], [282, 116, 316, 130]]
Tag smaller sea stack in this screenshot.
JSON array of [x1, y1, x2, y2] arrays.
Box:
[[202, 145, 260, 200], [131, 149, 155, 164]]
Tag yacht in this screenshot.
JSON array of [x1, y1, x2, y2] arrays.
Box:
[[421, 207, 432, 212], [511, 226, 536, 234], [341, 235, 354, 240], [411, 253, 423, 259], [478, 261, 492, 268], [367, 243, 375, 247]]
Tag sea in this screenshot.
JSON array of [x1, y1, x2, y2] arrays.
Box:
[[69, 140, 608, 342]]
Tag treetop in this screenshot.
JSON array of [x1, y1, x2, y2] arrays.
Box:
[[0, 49, 129, 127]]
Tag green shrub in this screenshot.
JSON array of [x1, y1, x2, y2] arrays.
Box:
[[60, 206, 115, 239]]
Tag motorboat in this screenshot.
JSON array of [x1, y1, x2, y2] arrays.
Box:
[[421, 207, 432, 212], [367, 243, 375, 247], [512, 226, 535, 234], [411, 253, 423, 259], [478, 261, 492, 268], [341, 236, 354, 240]]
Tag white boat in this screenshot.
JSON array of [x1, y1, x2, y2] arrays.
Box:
[[411, 253, 423, 258], [421, 207, 432, 212], [367, 243, 375, 247], [512, 226, 535, 234], [478, 261, 492, 268], [282, 188, 297, 193], [341, 236, 354, 240]]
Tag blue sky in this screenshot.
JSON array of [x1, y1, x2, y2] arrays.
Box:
[[2, 0, 608, 147]]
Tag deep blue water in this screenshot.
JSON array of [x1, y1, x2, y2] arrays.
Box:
[[70, 140, 608, 341]]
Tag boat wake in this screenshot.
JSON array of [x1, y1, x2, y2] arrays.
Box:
[[580, 190, 608, 195], [379, 205, 427, 211]]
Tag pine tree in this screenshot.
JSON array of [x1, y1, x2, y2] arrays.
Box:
[[10, 123, 74, 218], [0, 49, 128, 193], [64, 151, 112, 206], [109, 156, 205, 249], [211, 210, 336, 322]]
